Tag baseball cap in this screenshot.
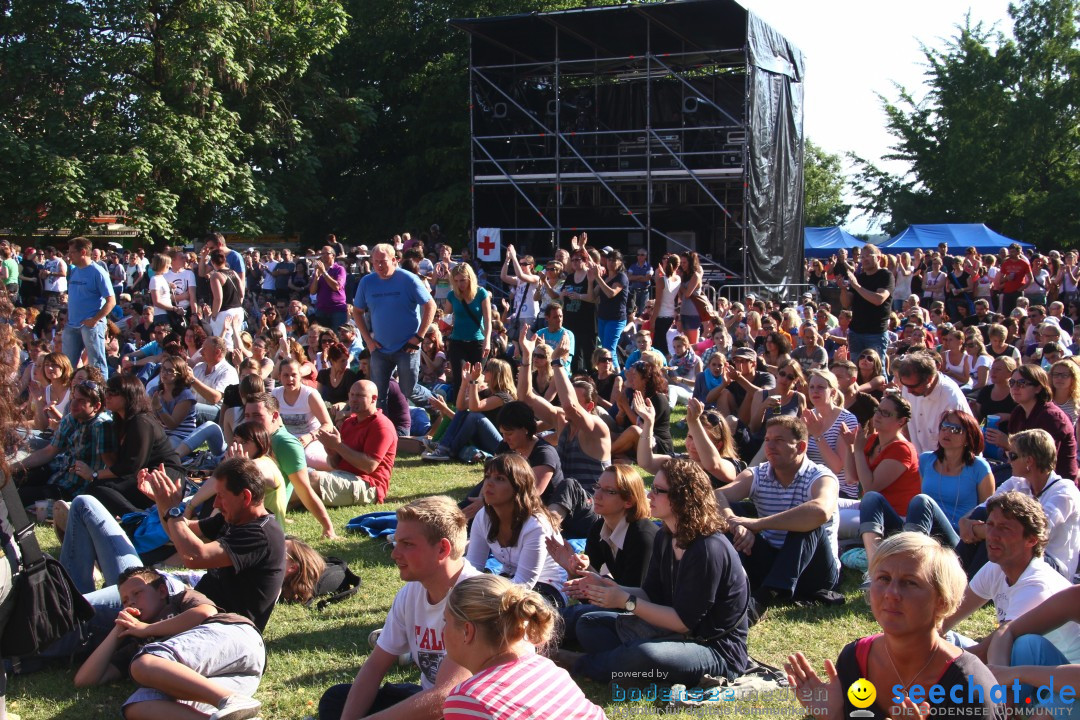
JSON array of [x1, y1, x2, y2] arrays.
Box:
[[600, 246, 617, 257], [732, 347, 757, 361]]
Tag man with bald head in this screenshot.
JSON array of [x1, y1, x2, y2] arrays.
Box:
[[310, 244, 349, 328], [316, 379, 398, 506]]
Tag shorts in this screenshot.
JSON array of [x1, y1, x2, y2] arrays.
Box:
[[125, 622, 265, 714], [316, 469, 379, 507], [680, 313, 702, 331]]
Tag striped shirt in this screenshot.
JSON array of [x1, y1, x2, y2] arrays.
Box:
[[444, 653, 606, 720], [748, 457, 837, 549], [806, 409, 858, 498]]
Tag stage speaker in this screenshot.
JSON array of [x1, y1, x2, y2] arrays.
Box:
[[493, 102, 507, 119], [683, 96, 700, 114], [546, 100, 558, 116]]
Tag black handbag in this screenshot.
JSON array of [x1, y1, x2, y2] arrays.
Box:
[[0, 479, 94, 657]]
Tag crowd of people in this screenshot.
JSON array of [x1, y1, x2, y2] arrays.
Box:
[[0, 231, 1075, 719]]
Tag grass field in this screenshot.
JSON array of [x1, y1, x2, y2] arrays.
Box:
[[9, 414, 997, 719]]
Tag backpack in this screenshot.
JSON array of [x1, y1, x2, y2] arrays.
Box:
[[307, 556, 362, 611]]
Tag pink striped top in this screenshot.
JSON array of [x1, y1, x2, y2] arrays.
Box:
[[443, 652, 607, 720]]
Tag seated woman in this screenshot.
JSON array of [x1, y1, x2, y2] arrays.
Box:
[[221, 371, 265, 446], [904, 410, 995, 550], [692, 351, 734, 415], [423, 359, 515, 463], [33, 351, 72, 432], [986, 363, 1079, 480], [636, 395, 743, 488], [804, 369, 860, 538], [666, 333, 702, 408], [972, 356, 1018, 423], [517, 331, 611, 495], [786, 532, 1000, 719], [964, 332, 993, 391], [610, 359, 673, 459], [442, 575, 606, 720], [528, 342, 559, 406], [987, 584, 1080, 715], [73, 374, 185, 517], [317, 342, 361, 422], [464, 453, 568, 608], [563, 459, 749, 686], [841, 393, 923, 566], [151, 356, 223, 460], [856, 348, 888, 400], [274, 337, 318, 389], [1049, 358, 1080, 425], [746, 357, 806, 461], [546, 464, 657, 643], [587, 346, 621, 417], [272, 357, 335, 470]]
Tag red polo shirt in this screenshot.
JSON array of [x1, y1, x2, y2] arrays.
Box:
[[339, 410, 397, 502]]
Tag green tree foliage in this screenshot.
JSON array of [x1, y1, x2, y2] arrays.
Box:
[[849, 0, 1079, 248], [803, 140, 850, 227], [0, 0, 350, 240]]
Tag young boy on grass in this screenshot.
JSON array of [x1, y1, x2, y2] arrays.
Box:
[[74, 565, 266, 720]]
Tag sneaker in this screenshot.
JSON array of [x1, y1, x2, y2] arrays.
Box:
[[421, 448, 451, 461], [208, 695, 262, 720]]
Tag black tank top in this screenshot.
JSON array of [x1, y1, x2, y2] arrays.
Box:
[[218, 270, 241, 311]]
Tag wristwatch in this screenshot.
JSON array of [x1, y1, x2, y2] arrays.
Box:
[[552, 358, 566, 368], [91, 471, 99, 482], [624, 594, 637, 612], [166, 506, 185, 522]]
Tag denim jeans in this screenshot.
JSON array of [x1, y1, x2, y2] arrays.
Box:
[[598, 318, 627, 372], [318, 682, 422, 720], [1009, 634, 1073, 712], [903, 494, 960, 547], [370, 348, 423, 409], [574, 611, 736, 686], [848, 331, 889, 365], [858, 491, 906, 538], [560, 602, 605, 645], [731, 501, 838, 599], [174, 421, 226, 457], [629, 287, 650, 318], [439, 411, 503, 457], [63, 321, 109, 380], [194, 402, 221, 425], [58, 494, 142, 594]]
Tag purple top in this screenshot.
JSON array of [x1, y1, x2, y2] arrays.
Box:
[[1008, 400, 1079, 481], [316, 262, 347, 312]]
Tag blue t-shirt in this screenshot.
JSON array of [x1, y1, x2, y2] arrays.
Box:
[[353, 270, 432, 353], [68, 262, 115, 326], [225, 249, 245, 277], [628, 261, 652, 291], [917, 451, 991, 529], [536, 325, 576, 363], [448, 287, 489, 342]]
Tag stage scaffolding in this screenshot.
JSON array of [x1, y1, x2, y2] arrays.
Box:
[[451, 0, 806, 291]]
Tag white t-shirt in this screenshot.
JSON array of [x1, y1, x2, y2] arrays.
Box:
[[377, 561, 483, 689], [273, 385, 322, 437], [465, 510, 568, 601], [148, 274, 172, 318], [657, 276, 681, 317], [261, 260, 277, 292], [901, 373, 973, 455], [164, 268, 197, 309], [990, 474, 1080, 577], [511, 281, 538, 322], [126, 257, 148, 287], [192, 360, 239, 406], [970, 557, 1080, 663]]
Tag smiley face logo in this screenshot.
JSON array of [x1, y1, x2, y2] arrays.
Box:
[[847, 678, 876, 709]]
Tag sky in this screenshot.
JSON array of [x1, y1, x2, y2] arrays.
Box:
[[738, 0, 1016, 232]]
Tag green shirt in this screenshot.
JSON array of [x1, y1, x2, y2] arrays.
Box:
[[270, 425, 305, 504], [2, 258, 18, 287]]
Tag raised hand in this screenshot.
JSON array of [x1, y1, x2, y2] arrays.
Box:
[[518, 325, 536, 357], [630, 390, 655, 423], [467, 362, 483, 382], [552, 335, 571, 361], [686, 397, 704, 424], [545, 536, 590, 576], [784, 653, 843, 718]]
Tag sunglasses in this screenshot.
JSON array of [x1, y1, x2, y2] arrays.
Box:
[[1006, 451, 1022, 461], [701, 410, 723, 427], [874, 407, 896, 418], [598, 356, 613, 362], [778, 372, 798, 381], [939, 421, 963, 435], [532, 354, 547, 360]]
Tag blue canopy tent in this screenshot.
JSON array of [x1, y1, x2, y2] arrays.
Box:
[[804, 226, 867, 258], [878, 224, 1033, 254]]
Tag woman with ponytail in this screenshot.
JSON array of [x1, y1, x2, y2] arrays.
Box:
[[442, 574, 605, 720]]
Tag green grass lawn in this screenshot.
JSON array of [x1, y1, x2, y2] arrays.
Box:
[[9, 415, 997, 719]]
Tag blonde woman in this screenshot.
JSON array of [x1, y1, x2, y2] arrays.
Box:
[[804, 369, 860, 537], [423, 358, 516, 462], [442, 575, 605, 720], [963, 332, 993, 390], [273, 357, 335, 470], [940, 329, 973, 389], [444, 262, 492, 398], [33, 351, 72, 431], [893, 252, 915, 312], [1050, 359, 1080, 424]]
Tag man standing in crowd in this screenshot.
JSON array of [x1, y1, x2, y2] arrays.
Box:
[[315, 380, 397, 507], [352, 243, 437, 409], [199, 232, 246, 288], [840, 243, 893, 361], [897, 351, 973, 455], [995, 243, 1032, 316], [626, 248, 652, 318], [244, 391, 339, 539], [318, 496, 478, 720], [274, 248, 296, 301], [41, 245, 68, 308], [165, 249, 197, 322], [19, 246, 40, 306], [64, 237, 116, 379], [311, 245, 349, 329]]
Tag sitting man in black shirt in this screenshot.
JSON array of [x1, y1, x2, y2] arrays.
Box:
[[143, 456, 286, 633]]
